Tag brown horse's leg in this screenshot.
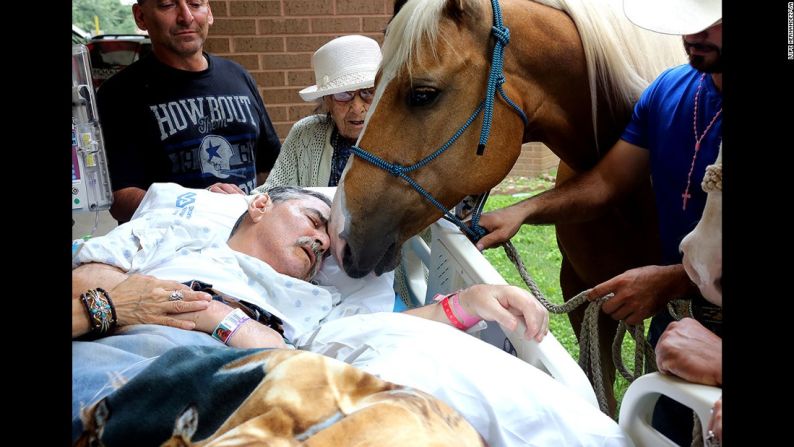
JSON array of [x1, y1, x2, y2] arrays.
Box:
[[560, 257, 618, 416]]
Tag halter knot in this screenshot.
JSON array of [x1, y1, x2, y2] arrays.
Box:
[[491, 25, 510, 46], [388, 164, 405, 177], [470, 224, 487, 240]]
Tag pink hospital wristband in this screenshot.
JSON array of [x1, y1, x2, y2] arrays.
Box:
[[433, 292, 482, 330], [451, 292, 482, 329]]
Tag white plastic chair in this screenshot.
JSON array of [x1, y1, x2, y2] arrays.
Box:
[[618, 372, 721, 446]]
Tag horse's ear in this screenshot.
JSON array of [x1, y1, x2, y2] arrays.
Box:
[[393, 0, 408, 16], [388, 0, 407, 31], [443, 0, 481, 24]]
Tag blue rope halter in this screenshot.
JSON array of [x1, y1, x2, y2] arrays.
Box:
[[350, 0, 528, 241]]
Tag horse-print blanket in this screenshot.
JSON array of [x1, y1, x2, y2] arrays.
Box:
[[75, 346, 484, 447]]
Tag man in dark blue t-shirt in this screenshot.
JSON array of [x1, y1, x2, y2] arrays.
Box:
[[97, 0, 281, 223]]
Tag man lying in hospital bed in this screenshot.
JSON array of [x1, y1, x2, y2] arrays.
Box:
[[72, 183, 632, 446]]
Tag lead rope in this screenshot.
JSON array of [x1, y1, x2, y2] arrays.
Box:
[[502, 240, 696, 415]]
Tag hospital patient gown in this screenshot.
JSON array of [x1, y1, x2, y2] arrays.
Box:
[[72, 213, 393, 341]]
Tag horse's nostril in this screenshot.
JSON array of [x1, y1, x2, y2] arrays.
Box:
[[342, 240, 378, 278], [342, 244, 368, 279], [343, 243, 353, 265]]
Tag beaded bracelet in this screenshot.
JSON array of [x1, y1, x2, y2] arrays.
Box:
[[80, 288, 117, 336], [211, 308, 250, 345]]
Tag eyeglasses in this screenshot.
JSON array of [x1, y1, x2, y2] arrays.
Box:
[[331, 88, 376, 104]]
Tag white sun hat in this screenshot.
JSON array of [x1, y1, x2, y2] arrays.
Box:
[[299, 35, 382, 102], [623, 0, 721, 35]]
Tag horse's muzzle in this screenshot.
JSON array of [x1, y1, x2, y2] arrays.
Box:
[[341, 234, 400, 278]]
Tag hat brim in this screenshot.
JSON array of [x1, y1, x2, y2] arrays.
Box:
[[299, 75, 376, 102], [624, 0, 721, 35]]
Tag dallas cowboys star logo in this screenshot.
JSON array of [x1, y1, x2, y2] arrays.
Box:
[[205, 142, 222, 161]]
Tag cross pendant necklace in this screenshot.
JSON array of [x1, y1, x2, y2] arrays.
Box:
[[682, 73, 722, 211]]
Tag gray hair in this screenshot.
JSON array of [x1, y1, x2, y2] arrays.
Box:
[[229, 186, 332, 237], [267, 185, 332, 207]]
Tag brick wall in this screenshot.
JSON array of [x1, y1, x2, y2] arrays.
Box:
[[208, 0, 393, 140], [208, 1, 558, 180], [507, 142, 560, 178]]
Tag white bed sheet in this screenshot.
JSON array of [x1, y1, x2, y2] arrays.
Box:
[[297, 312, 633, 447]]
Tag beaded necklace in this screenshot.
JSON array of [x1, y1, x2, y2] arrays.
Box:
[[682, 73, 722, 210]]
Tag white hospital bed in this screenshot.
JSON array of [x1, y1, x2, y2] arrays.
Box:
[[78, 183, 718, 445], [400, 219, 599, 409]]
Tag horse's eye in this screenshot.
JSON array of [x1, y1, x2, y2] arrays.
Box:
[[408, 87, 439, 107]]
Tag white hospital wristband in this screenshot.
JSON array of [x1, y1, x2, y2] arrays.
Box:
[[211, 308, 250, 345]]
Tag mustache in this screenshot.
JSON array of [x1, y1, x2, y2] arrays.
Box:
[[297, 236, 325, 279], [684, 42, 720, 53]]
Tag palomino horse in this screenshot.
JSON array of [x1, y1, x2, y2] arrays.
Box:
[[681, 143, 722, 306], [330, 0, 684, 413]]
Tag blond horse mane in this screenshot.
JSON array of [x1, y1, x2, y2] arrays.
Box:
[[379, 0, 686, 149]]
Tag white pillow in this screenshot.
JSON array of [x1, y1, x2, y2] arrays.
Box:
[[131, 182, 249, 238], [132, 183, 395, 316]]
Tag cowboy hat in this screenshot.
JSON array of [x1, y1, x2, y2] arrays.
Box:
[[299, 35, 382, 102], [623, 0, 721, 35]]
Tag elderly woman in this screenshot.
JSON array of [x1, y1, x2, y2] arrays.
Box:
[[255, 35, 382, 189]]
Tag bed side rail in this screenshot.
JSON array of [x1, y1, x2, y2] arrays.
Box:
[[402, 219, 599, 409]]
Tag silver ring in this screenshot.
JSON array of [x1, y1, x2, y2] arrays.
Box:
[[169, 290, 184, 301]]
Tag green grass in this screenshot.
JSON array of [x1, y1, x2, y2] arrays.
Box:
[[483, 177, 636, 416]]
